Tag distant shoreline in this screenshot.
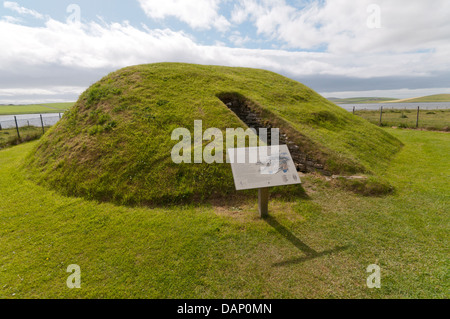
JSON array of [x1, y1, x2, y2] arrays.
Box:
[[329, 94, 450, 104]]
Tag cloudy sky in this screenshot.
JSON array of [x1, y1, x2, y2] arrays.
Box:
[[1, 0, 449, 104]]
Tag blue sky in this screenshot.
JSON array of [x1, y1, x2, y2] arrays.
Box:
[[1, 0, 449, 103]]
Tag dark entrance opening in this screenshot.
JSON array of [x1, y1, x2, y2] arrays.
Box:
[[216, 92, 274, 144], [217, 92, 327, 174]]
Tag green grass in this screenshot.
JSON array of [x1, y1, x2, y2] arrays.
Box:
[[0, 103, 74, 115], [24, 63, 402, 206], [355, 108, 450, 131], [0, 128, 448, 298]]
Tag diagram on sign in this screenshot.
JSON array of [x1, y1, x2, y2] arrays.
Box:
[[228, 145, 301, 191]]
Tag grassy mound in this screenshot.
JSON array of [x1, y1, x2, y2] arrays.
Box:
[[24, 63, 402, 205]]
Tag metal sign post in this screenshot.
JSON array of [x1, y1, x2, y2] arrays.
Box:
[[258, 187, 269, 218]]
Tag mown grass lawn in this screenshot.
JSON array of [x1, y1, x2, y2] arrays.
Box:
[[0, 128, 448, 299]]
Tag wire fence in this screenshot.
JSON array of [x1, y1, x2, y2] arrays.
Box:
[[351, 106, 450, 131], [1, 105, 449, 149], [0, 113, 63, 148]]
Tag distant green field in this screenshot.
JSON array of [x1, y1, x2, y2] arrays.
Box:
[[388, 94, 450, 103], [329, 97, 398, 104], [0, 103, 74, 115], [355, 108, 450, 131]]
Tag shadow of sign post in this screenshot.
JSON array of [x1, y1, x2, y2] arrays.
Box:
[[228, 145, 347, 263], [265, 216, 349, 266]]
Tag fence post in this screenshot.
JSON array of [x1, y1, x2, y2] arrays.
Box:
[[59, 113, 61, 119], [0, 122, 2, 131], [353, 106, 355, 115], [379, 106, 383, 126], [14, 116, 21, 140], [416, 106, 420, 128], [40, 114, 45, 134]]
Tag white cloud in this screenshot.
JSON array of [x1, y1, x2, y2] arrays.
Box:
[[231, 0, 450, 55], [138, 0, 230, 31], [1, 15, 22, 23], [229, 31, 251, 47], [0, 87, 84, 96], [322, 88, 450, 100], [0, 86, 86, 104], [3, 1, 44, 19], [0, 16, 448, 95], [0, 1, 449, 103], [0, 19, 201, 70]]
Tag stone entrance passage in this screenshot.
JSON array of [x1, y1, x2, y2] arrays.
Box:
[[217, 92, 329, 174]]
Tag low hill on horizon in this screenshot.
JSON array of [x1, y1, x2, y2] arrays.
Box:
[[329, 94, 450, 104], [384, 94, 450, 103], [327, 97, 398, 104]]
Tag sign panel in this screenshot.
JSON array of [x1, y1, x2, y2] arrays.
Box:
[[228, 145, 301, 191]]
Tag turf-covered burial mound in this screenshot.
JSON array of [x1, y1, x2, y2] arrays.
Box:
[[25, 63, 402, 205]]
